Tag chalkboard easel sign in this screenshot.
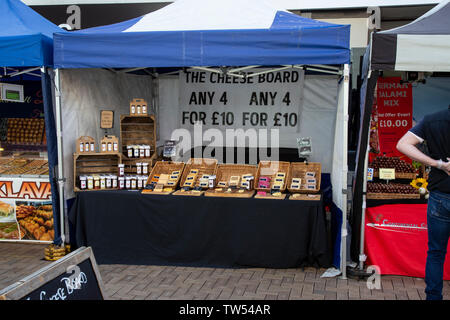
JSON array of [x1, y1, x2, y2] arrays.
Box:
[[0, 246, 106, 300]]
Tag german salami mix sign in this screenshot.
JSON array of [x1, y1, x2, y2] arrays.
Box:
[[179, 68, 304, 133], [0, 177, 54, 242], [376, 77, 413, 159]]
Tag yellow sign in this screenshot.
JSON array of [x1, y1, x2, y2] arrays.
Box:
[[379, 168, 396, 180]]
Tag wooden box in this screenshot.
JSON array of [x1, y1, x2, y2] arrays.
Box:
[[142, 161, 185, 195], [287, 161, 321, 194], [73, 153, 122, 192], [120, 115, 157, 173], [373, 170, 417, 180], [76, 136, 96, 154], [173, 158, 218, 196], [99, 135, 119, 154], [255, 161, 291, 192], [179, 158, 218, 188], [204, 163, 257, 198], [129, 98, 149, 116]]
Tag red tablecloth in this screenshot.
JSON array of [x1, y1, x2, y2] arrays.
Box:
[[365, 204, 450, 280]]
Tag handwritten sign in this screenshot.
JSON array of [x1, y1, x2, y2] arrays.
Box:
[[379, 168, 396, 180], [0, 247, 106, 300], [100, 110, 114, 129]]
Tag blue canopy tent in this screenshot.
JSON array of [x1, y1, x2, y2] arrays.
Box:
[[0, 0, 65, 246], [53, 0, 351, 277]]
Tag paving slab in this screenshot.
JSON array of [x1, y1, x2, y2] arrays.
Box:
[[1, 243, 449, 300]]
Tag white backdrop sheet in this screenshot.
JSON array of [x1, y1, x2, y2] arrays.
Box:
[[158, 74, 339, 173]]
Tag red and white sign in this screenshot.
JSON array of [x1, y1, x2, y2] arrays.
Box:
[[0, 177, 54, 243], [0, 178, 52, 200], [365, 204, 450, 280], [375, 77, 413, 162]]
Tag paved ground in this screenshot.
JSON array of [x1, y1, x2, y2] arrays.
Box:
[[1, 243, 449, 300]]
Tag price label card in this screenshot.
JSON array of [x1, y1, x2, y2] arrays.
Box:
[[379, 168, 396, 180], [367, 168, 374, 182], [100, 110, 114, 129]]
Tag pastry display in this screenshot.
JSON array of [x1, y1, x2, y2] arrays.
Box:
[[6, 118, 45, 146], [0, 222, 23, 240], [0, 158, 48, 175], [0, 200, 14, 219], [16, 202, 54, 241]]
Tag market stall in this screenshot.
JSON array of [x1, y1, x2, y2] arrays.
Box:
[[0, 0, 64, 246], [53, 0, 351, 272], [352, 0, 450, 278]]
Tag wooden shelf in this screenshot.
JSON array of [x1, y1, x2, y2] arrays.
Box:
[[73, 153, 122, 192], [120, 115, 157, 170]]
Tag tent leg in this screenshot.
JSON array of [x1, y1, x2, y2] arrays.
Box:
[[359, 140, 370, 270], [340, 64, 350, 280], [54, 69, 66, 246]]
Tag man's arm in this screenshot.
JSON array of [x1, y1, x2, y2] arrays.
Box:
[[396, 132, 450, 175]]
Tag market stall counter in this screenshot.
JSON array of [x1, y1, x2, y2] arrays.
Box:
[[68, 190, 330, 268]]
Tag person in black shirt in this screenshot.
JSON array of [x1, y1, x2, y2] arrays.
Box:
[[397, 108, 450, 300]]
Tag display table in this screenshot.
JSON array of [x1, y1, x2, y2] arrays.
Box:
[[365, 203, 450, 280], [68, 190, 330, 268]]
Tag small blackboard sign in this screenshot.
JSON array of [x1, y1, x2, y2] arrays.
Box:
[[0, 247, 106, 300]]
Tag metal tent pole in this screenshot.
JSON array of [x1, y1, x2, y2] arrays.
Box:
[[340, 64, 350, 280], [359, 125, 371, 270], [54, 69, 66, 246]]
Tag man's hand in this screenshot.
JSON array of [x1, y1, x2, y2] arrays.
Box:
[[442, 158, 450, 176]]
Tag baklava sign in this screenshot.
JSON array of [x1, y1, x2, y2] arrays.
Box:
[[0, 177, 51, 200], [0, 177, 54, 243]]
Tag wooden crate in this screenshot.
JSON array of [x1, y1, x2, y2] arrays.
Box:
[[179, 158, 218, 188], [99, 135, 119, 154], [287, 162, 321, 194], [366, 192, 420, 200], [129, 98, 149, 116], [73, 153, 122, 192], [255, 161, 290, 192], [373, 171, 417, 180], [120, 115, 157, 171], [76, 136, 96, 153], [144, 161, 185, 194], [204, 163, 257, 198]]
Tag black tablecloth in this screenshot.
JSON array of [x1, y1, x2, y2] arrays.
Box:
[[68, 190, 330, 268]]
